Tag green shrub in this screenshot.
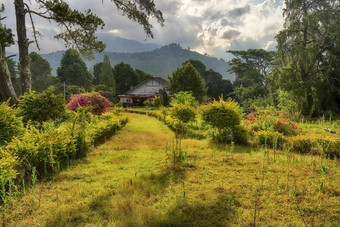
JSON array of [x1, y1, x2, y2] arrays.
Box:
[[233, 125, 248, 145], [201, 99, 243, 129], [255, 131, 286, 149], [288, 135, 340, 158], [201, 99, 246, 144], [143, 100, 151, 107], [0, 102, 24, 146], [18, 87, 65, 124], [5, 125, 76, 174], [171, 91, 199, 107], [0, 148, 19, 182], [152, 96, 162, 107], [169, 103, 196, 123]]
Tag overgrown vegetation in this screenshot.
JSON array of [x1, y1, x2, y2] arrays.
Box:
[[1, 113, 338, 226]]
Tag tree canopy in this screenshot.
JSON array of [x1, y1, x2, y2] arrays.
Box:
[[227, 49, 276, 105], [274, 0, 340, 116], [168, 62, 207, 103], [57, 49, 91, 88]]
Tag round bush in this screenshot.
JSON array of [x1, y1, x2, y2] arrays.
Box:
[[201, 99, 243, 129], [169, 103, 196, 123], [18, 87, 65, 123], [67, 93, 112, 115], [0, 102, 24, 145]]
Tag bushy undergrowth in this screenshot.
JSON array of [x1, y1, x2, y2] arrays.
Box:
[[0, 102, 24, 146], [288, 135, 340, 158], [18, 87, 65, 124], [201, 99, 247, 144], [244, 106, 301, 136], [67, 93, 112, 115], [0, 105, 127, 203]]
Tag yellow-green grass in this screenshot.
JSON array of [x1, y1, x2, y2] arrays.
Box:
[[2, 113, 339, 226]]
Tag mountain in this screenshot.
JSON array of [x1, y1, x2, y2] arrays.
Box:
[[97, 33, 161, 53], [42, 43, 233, 81]]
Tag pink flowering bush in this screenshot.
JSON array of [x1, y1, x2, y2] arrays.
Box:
[[67, 93, 112, 115], [244, 106, 301, 136]]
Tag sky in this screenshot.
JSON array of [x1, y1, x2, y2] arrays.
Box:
[[2, 0, 285, 60]]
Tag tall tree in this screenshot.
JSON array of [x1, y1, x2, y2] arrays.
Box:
[[57, 49, 91, 88], [275, 0, 340, 116], [30, 52, 53, 91], [2, 0, 164, 97], [186, 59, 233, 100], [168, 62, 207, 103], [0, 5, 18, 104], [113, 62, 138, 94], [183, 59, 206, 76], [99, 55, 116, 95], [227, 49, 276, 104]]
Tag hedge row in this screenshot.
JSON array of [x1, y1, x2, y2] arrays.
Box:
[[0, 110, 128, 189], [255, 131, 340, 158]]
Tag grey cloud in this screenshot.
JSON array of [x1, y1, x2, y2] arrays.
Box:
[[220, 18, 229, 26], [203, 8, 225, 20], [155, 0, 182, 16], [228, 5, 251, 18], [221, 30, 241, 40]]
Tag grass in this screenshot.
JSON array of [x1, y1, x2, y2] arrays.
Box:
[[1, 113, 339, 226]]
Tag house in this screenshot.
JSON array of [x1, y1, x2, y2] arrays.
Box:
[[118, 76, 170, 107]]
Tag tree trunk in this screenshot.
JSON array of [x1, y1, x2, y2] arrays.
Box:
[[15, 0, 32, 94], [0, 43, 18, 105]]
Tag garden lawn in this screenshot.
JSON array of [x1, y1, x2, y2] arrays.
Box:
[[2, 113, 340, 226]]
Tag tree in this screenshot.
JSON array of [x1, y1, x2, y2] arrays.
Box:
[[0, 5, 18, 104], [57, 49, 92, 88], [2, 0, 164, 99], [30, 52, 54, 92], [97, 55, 116, 99], [183, 59, 206, 76], [113, 62, 139, 94], [185, 59, 233, 100], [227, 49, 276, 105], [275, 0, 340, 116], [135, 69, 150, 83], [168, 62, 207, 103]]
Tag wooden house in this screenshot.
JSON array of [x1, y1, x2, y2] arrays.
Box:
[[118, 76, 170, 107]]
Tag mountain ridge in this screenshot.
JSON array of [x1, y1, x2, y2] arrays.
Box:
[[41, 43, 232, 80]]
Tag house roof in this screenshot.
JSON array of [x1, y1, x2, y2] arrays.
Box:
[[121, 76, 168, 95]]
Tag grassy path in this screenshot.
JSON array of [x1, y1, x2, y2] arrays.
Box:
[[3, 113, 340, 226], [6, 113, 175, 226]]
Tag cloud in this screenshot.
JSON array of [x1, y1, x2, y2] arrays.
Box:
[[228, 5, 251, 18], [2, 0, 285, 60], [221, 30, 241, 40]]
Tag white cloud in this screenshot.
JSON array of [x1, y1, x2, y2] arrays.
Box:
[[2, 0, 285, 59]]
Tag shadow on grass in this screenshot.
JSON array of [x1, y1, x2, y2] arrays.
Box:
[[45, 165, 188, 226], [150, 193, 240, 226]]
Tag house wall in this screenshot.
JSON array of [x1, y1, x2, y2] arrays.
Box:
[[120, 97, 133, 103], [126, 78, 166, 96]]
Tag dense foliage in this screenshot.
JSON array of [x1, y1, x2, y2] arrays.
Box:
[[57, 49, 92, 88], [168, 62, 207, 103], [0, 101, 23, 146], [18, 88, 65, 124], [201, 99, 247, 144], [67, 93, 112, 115], [274, 0, 340, 116]]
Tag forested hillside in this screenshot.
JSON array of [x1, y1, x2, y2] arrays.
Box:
[[41, 43, 232, 80]]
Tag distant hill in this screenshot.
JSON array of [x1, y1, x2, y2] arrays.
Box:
[[42, 43, 233, 81], [97, 33, 161, 53]]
